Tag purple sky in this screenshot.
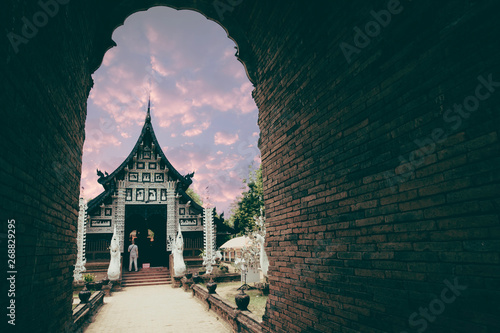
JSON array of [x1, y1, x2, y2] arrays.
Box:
[[81, 7, 260, 215]]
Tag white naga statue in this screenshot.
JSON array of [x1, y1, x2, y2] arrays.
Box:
[[173, 223, 186, 277], [107, 226, 121, 281], [255, 233, 269, 277]]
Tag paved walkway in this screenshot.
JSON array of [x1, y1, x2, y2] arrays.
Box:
[[84, 285, 231, 332]]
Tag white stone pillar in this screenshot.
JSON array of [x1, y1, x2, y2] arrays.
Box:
[[203, 207, 216, 274], [114, 181, 126, 252], [166, 181, 176, 251], [73, 198, 87, 281]]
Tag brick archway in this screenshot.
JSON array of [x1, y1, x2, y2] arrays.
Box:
[[2, 1, 500, 332]]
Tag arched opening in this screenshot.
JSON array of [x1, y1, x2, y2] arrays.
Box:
[[81, 5, 261, 279], [82, 7, 259, 208]]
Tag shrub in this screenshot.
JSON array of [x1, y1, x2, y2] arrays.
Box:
[[83, 273, 96, 283]]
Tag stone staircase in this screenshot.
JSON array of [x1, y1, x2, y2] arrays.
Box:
[[121, 267, 171, 287]]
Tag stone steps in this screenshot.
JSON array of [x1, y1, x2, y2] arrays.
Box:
[[121, 267, 171, 287]]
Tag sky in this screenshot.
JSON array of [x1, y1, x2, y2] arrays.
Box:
[[80, 7, 260, 215]]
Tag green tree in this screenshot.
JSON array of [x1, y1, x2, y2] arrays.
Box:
[[229, 165, 264, 235]]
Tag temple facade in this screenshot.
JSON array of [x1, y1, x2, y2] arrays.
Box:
[[81, 102, 205, 268]]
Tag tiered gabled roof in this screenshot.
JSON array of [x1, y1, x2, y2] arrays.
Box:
[[87, 187, 114, 213], [88, 101, 196, 212]]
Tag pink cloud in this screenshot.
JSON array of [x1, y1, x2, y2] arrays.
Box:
[[183, 121, 210, 137], [83, 130, 122, 154], [172, 78, 256, 115], [80, 157, 125, 200], [150, 55, 174, 77], [205, 154, 243, 171], [214, 132, 239, 145]]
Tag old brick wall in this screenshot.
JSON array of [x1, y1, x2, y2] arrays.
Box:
[[1, 0, 499, 332], [1, 1, 92, 332], [253, 1, 500, 332]]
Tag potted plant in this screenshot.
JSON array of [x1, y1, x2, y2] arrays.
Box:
[[83, 273, 96, 290], [235, 288, 250, 310], [78, 285, 91, 303]]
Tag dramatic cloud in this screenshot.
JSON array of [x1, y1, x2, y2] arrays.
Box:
[[214, 132, 239, 145], [182, 121, 211, 137]]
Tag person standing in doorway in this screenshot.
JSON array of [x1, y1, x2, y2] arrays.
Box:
[[128, 239, 139, 272]]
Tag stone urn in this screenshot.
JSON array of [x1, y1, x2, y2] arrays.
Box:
[[235, 289, 250, 310], [206, 278, 217, 294], [78, 286, 91, 303]]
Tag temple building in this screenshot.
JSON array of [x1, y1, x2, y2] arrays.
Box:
[[82, 102, 206, 269]]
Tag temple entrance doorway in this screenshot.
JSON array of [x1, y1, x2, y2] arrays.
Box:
[[124, 205, 168, 270]]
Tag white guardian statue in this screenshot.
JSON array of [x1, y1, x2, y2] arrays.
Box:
[[173, 222, 186, 277], [107, 226, 121, 281], [255, 233, 269, 277], [255, 210, 269, 277]]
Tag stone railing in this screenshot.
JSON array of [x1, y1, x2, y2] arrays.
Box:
[[191, 284, 262, 333], [72, 291, 105, 332]]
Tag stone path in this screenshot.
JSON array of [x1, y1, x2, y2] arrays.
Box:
[[84, 285, 231, 332]]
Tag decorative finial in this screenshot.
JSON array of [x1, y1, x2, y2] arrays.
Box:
[[146, 94, 151, 122]]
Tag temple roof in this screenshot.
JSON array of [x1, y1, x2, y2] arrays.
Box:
[[96, 101, 193, 192], [87, 187, 114, 213], [177, 188, 204, 212]]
